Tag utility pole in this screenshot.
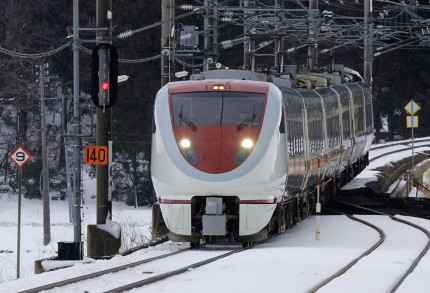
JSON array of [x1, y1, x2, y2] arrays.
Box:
[[307, 0, 318, 70], [72, 0, 82, 247], [161, 0, 175, 86], [275, 0, 284, 72], [39, 63, 51, 245], [96, 0, 112, 224], [242, 0, 255, 71], [364, 0, 373, 83]]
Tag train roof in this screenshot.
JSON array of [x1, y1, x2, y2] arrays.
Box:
[[190, 69, 272, 82], [189, 66, 364, 90]]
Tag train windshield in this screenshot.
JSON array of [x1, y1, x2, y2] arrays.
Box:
[[171, 92, 265, 129]]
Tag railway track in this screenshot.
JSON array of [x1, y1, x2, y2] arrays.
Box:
[[369, 138, 430, 164], [18, 246, 192, 293], [312, 200, 430, 293], [346, 137, 430, 218], [17, 243, 249, 293], [102, 244, 245, 293], [6, 212, 429, 292]]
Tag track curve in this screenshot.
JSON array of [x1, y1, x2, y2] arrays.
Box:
[[316, 201, 430, 293]]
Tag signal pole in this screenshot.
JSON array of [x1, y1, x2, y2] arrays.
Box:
[[87, 0, 121, 258], [96, 0, 112, 224]]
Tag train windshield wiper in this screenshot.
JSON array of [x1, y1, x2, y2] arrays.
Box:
[[236, 113, 256, 131], [179, 113, 198, 131]]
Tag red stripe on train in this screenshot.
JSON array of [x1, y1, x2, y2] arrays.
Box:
[[159, 198, 277, 204], [159, 199, 192, 204]]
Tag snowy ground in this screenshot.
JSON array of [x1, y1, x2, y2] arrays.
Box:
[[0, 139, 429, 291], [1, 214, 429, 293], [0, 194, 152, 283]]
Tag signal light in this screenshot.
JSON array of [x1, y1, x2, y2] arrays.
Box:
[[91, 43, 118, 108], [101, 81, 110, 91]]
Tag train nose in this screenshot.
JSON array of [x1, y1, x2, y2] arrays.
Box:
[[176, 126, 260, 174]]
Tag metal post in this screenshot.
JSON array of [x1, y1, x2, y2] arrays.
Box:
[[108, 140, 113, 204], [315, 157, 321, 240], [39, 65, 51, 245], [96, 0, 112, 224], [61, 90, 73, 223], [72, 0, 82, 243], [16, 169, 22, 278], [212, 0, 218, 64], [65, 139, 73, 222], [307, 0, 318, 70], [411, 103, 416, 172], [411, 106, 415, 193], [161, 0, 175, 86], [406, 170, 411, 196], [204, 0, 210, 52], [364, 0, 373, 83], [275, 0, 284, 72], [243, 0, 252, 70]]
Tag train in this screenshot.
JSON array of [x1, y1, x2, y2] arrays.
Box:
[[151, 66, 374, 247]]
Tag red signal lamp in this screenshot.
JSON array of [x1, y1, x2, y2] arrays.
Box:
[[101, 81, 110, 91]]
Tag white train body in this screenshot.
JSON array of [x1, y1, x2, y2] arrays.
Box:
[[151, 69, 373, 245]]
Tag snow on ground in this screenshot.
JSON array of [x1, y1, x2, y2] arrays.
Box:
[[342, 139, 430, 190], [395, 216, 430, 293], [141, 215, 381, 293], [1, 214, 430, 293], [0, 194, 152, 282]]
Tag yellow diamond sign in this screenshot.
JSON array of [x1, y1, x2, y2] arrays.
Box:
[[404, 99, 421, 115]]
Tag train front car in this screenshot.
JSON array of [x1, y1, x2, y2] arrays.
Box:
[[151, 77, 286, 246]]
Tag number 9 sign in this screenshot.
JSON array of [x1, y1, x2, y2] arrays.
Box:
[[9, 146, 32, 169]]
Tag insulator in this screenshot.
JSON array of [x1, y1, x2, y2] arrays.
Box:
[[221, 17, 234, 23], [179, 32, 192, 41], [118, 30, 133, 39], [221, 40, 233, 49], [179, 4, 194, 10]]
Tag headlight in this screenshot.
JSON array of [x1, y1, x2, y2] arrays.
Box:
[[179, 138, 191, 148], [177, 138, 198, 165], [234, 138, 255, 165], [241, 138, 253, 149]]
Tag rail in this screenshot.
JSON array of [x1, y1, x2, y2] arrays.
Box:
[[310, 200, 430, 293]]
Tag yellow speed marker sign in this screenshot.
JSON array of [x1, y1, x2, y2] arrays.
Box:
[[404, 99, 421, 115], [406, 116, 419, 128], [84, 146, 108, 165]]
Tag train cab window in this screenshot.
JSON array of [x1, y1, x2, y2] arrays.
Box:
[[170, 92, 265, 128]]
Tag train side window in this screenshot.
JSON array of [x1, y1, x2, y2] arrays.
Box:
[[279, 109, 286, 134]]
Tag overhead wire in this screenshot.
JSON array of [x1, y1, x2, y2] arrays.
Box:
[[0, 1, 428, 62], [0, 41, 72, 59]]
